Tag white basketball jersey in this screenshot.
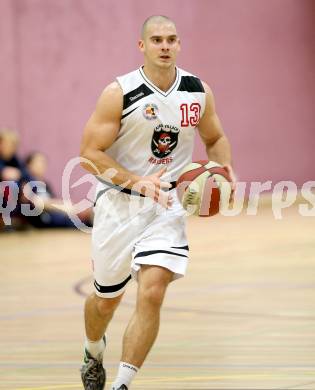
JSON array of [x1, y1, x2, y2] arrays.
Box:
[[106, 66, 206, 183]]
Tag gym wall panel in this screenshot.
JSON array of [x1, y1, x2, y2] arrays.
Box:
[[1, 0, 314, 196]]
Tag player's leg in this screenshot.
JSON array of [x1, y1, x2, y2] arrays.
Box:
[[81, 190, 139, 390], [110, 207, 190, 389], [111, 265, 173, 390], [85, 292, 123, 344], [123, 265, 173, 365], [81, 291, 125, 390]]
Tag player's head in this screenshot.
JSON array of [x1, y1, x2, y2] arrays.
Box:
[[0, 128, 19, 160], [139, 15, 180, 69]]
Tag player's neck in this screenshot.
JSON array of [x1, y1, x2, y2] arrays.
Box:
[[142, 64, 177, 92]]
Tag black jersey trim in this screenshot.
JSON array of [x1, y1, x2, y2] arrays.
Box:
[[121, 106, 139, 120], [171, 245, 189, 251], [94, 275, 132, 293], [95, 177, 177, 197], [94, 188, 110, 206], [134, 249, 188, 259], [139, 66, 180, 97], [123, 84, 153, 110], [177, 76, 205, 93], [96, 177, 145, 197]]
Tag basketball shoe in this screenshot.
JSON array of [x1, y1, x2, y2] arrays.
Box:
[[112, 386, 128, 390], [80, 336, 106, 390]]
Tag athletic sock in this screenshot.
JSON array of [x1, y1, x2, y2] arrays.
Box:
[[111, 361, 139, 389], [84, 335, 106, 360]]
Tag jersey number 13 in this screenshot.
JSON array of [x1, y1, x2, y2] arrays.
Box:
[[180, 103, 201, 127]]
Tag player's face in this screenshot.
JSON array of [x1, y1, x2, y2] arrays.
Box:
[[139, 22, 180, 68]]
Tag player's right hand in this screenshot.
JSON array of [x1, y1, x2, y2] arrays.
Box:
[[134, 167, 173, 208], [223, 164, 236, 205]]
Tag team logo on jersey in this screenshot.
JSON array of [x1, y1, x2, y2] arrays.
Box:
[[143, 103, 158, 120], [151, 124, 179, 158]]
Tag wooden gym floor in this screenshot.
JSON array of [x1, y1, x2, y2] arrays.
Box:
[[0, 206, 314, 389]]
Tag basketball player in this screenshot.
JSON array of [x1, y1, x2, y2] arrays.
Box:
[[79, 15, 234, 390]]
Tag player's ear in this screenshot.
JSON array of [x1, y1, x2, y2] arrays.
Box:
[[178, 38, 181, 52], [138, 39, 145, 53]]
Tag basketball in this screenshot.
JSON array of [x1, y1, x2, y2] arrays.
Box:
[[176, 160, 232, 217]]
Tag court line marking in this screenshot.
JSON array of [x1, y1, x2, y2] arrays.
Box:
[[274, 379, 315, 390], [74, 276, 315, 321], [15, 386, 79, 390], [14, 373, 313, 390], [3, 362, 314, 368], [0, 305, 82, 321]]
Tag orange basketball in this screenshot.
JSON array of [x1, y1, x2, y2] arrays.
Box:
[[176, 160, 232, 217]]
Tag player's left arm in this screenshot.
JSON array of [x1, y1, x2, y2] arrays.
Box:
[[198, 81, 236, 185]]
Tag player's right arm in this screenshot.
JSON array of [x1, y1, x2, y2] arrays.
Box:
[[80, 82, 137, 186], [80, 82, 172, 207]]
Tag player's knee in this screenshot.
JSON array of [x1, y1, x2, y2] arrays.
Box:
[[140, 283, 167, 308], [95, 294, 122, 317]]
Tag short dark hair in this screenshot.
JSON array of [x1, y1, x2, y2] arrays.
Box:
[[141, 15, 176, 38]]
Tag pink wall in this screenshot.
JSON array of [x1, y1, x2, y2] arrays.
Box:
[[1, 0, 314, 196], [1, 0, 19, 129]]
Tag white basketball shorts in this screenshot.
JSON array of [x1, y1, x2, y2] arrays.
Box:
[[91, 186, 189, 298]]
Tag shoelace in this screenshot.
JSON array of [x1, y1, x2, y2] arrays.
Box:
[[85, 360, 103, 381]]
